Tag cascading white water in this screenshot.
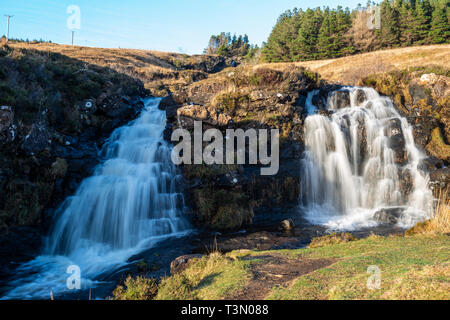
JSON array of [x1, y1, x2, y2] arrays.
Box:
[[300, 87, 434, 230], [2, 98, 190, 299]]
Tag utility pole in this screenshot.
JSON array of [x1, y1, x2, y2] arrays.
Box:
[[4, 15, 13, 43], [71, 31, 75, 45]]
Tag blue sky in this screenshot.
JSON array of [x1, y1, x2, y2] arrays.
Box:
[[1, 0, 366, 54]]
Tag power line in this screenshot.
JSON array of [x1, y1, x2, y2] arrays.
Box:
[[4, 15, 13, 43]]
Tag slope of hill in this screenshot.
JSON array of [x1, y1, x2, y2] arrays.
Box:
[[260, 44, 450, 84], [7, 42, 232, 96]]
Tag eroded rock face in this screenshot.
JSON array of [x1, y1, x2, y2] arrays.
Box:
[[165, 66, 318, 230], [362, 71, 450, 165]]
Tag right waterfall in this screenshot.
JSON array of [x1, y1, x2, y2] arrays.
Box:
[[300, 87, 435, 230]]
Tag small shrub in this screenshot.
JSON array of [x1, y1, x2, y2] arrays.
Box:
[[308, 232, 357, 248], [406, 190, 450, 235], [112, 276, 158, 300], [156, 274, 195, 300]]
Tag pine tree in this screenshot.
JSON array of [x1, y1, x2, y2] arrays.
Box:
[[412, 0, 433, 44], [429, 2, 450, 43], [399, 0, 417, 45], [317, 9, 335, 58], [295, 8, 323, 60], [262, 10, 303, 62], [379, 0, 401, 47]]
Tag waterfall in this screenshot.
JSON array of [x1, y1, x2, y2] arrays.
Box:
[[2, 98, 190, 299], [300, 87, 434, 230]]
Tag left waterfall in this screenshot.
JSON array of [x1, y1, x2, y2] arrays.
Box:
[[2, 98, 190, 299]]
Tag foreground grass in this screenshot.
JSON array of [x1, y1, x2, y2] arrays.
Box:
[[267, 234, 449, 300], [114, 234, 449, 300], [155, 252, 253, 300]]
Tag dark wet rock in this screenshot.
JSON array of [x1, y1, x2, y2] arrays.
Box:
[[399, 168, 413, 196], [170, 254, 204, 275], [418, 157, 444, 173], [312, 93, 326, 110], [373, 207, 405, 224], [329, 89, 351, 109], [355, 88, 367, 105], [21, 123, 52, 154], [385, 118, 406, 164], [0, 106, 13, 133], [99, 95, 133, 118], [408, 116, 440, 150]]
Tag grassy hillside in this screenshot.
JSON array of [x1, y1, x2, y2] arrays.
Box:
[[260, 44, 450, 85], [7, 42, 228, 96]]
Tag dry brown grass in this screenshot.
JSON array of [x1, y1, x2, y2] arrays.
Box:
[[406, 189, 450, 235], [9, 43, 448, 89], [258, 44, 450, 85], [6, 42, 214, 95]]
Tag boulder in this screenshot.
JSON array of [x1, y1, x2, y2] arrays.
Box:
[[373, 207, 405, 224], [279, 219, 295, 231], [99, 95, 141, 118], [170, 254, 204, 275]]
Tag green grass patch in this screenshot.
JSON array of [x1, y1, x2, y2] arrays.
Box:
[[156, 252, 253, 300], [266, 235, 449, 300]]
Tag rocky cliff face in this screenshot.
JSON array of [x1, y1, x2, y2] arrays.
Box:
[[159, 65, 321, 230], [0, 44, 235, 236], [361, 68, 450, 198], [0, 45, 149, 235]]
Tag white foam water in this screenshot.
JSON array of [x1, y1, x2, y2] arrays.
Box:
[[2, 98, 191, 299], [300, 87, 434, 230]]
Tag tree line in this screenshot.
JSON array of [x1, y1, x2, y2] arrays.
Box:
[[262, 0, 449, 62], [204, 32, 260, 58]]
